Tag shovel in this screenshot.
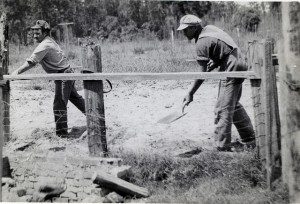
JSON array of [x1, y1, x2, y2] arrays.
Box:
[[157, 107, 187, 124]]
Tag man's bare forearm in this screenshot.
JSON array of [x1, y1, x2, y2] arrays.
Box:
[[188, 79, 204, 95], [13, 61, 35, 75]]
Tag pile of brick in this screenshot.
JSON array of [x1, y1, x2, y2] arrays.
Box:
[[2, 151, 149, 202]]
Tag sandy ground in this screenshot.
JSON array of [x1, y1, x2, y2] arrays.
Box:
[[6, 79, 254, 157]]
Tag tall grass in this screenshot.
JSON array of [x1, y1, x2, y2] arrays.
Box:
[[112, 150, 288, 203], [213, 12, 282, 53], [9, 11, 281, 76]]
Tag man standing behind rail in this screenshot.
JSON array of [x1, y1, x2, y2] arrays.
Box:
[[11, 20, 85, 137], [178, 14, 255, 151]]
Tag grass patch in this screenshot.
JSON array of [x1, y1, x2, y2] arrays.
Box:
[[133, 47, 145, 55], [112, 150, 288, 203]]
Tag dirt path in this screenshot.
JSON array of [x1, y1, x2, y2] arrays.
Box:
[[8, 80, 254, 156]]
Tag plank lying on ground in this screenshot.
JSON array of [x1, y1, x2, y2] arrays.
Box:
[[92, 170, 150, 198], [3, 71, 259, 81]]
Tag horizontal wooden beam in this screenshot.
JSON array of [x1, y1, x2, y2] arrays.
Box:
[[3, 71, 259, 81]]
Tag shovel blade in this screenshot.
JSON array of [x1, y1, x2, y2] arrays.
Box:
[[157, 111, 187, 124]]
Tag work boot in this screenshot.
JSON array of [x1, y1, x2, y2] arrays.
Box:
[[243, 140, 256, 150], [231, 140, 256, 152]]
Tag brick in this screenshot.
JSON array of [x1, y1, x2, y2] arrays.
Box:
[[82, 195, 104, 203], [40, 170, 63, 178], [26, 188, 35, 195], [69, 198, 79, 202], [2, 177, 16, 187], [17, 188, 27, 197], [82, 171, 93, 179], [47, 155, 66, 163], [81, 159, 99, 167], [18, 195, 32, 202], [91, 187, 102, 196], [14, 171, 23, 176], [9, 187, 26, 197], [83, 186, 93, 195], [41, 162, 64, 171], [81, 179, 92, 187], [32, 154, 49, 163], [65, 171, 76, 179], [104, 192, 124, 203], [66, 157, 82, 166], [67, 185, 82, 193], [77, 192, 88, 199], [40, 170, 53, 177], [52, 197, 69, 203], [60, 191, 77, 199], [28, 176, 39, 182], [21, 181, 34, 189], [66, 178, 81, 187], [17, 174, 25, 182]]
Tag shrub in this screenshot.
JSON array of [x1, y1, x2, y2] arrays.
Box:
[[234, 8, 261, 32], [133, 47, 145, 54]]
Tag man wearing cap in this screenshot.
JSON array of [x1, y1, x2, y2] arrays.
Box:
[[12, 20, 85, 137], [177, 14, 255, 151]]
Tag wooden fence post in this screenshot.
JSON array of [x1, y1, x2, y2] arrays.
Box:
[[249, 41, 267, 163], [249, 39, 281, 190], [280, 2, 300, 202], [82, 45, 108, 157], [261, 39, 281, 190], [0, 13, 9, 143], [0, 12, 9, 201]]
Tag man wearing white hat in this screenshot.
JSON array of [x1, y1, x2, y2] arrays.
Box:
[[178, 14, 255, 151], [12, 20, 86, 137]]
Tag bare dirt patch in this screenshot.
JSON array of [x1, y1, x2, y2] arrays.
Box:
[[3, 79, 267, 202]]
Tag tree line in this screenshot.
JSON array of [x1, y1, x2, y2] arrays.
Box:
[[1, 0, 280, 44]]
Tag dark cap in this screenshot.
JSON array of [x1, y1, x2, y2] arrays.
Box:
[[31, 20, 50, 30]]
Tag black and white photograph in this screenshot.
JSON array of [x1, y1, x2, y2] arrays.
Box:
[[0, 0, 299, 203]]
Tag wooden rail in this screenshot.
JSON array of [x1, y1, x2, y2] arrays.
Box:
[[3, 71, 259, 81]]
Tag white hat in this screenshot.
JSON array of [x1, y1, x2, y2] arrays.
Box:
[[177, 14, 202, 30]]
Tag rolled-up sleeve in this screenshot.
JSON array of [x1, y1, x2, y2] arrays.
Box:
[[26, 43, 49, 64]]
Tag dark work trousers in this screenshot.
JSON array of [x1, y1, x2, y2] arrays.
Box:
[[214, 49, 255, 148], [54, 69, 85, 135]]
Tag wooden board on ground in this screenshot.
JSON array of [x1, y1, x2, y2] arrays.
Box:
[[92, 170, 149, 198]]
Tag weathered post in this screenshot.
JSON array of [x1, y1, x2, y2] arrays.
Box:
[[249, 39, 281, 190], [261, 39, 281, 190], [280, 2, 300, 202], [249, 41, 266, 163], [0, 12, 9, 201], [82, 45, 108, 157], [0, 13, 9, 142]]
